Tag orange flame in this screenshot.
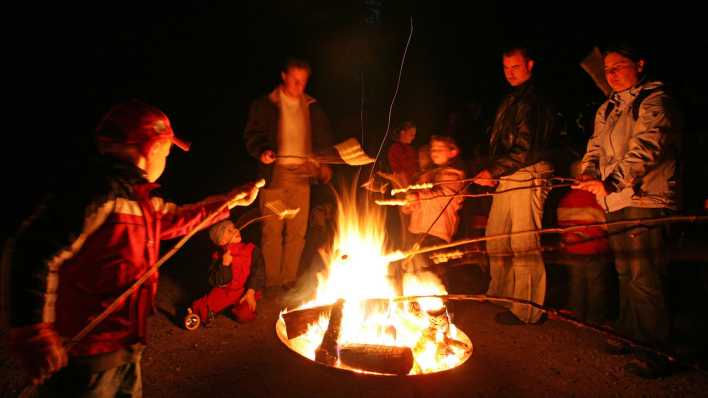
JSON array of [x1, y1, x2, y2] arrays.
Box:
[[279, 187, 471, 374]]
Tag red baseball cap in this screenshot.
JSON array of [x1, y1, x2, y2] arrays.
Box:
[[96, 99, 191, 151]]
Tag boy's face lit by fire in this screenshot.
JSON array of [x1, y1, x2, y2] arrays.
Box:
[[144, 139, 172, 182], [429, 141, 458, 166], [217, 224, 242, 246]]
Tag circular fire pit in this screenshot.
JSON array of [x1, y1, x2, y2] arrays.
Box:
[[276, 299, 473, 376], [277, 188, 474, 375]]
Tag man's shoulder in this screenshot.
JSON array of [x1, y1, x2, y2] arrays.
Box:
[[251, 91, 277, 107]]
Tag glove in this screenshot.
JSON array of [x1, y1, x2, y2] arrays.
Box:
[[8, 323, 68, 385]]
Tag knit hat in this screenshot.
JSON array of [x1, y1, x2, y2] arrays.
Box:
[[209, 220, 237, 245]]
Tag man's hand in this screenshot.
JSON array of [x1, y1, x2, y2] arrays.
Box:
[[259, 150, 276, 165], [239, 289, 257, 311], [319, 164, 333, 183], [227, 179, 266, 209], [572, 179, 608, 199], [472, 170, 498, 187]]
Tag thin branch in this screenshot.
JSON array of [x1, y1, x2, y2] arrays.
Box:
[[390, 215, 708, 260]]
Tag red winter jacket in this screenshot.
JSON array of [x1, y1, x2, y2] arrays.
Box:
[[8, 158, 229, 356], [208, 242, 264, 292]]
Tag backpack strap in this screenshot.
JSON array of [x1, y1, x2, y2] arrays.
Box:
[[631, 87, 662, 120], [603, 101, 615, 121], [603, 86, 663, 122]]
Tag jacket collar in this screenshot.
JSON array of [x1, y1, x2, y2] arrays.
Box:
[[511, 79, 533, 96], [100, 156, 159, 199], [610, 79, 662, 105], [267, 86, 316, 106]]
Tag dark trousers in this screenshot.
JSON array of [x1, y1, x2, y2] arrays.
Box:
[[561, 253, 611, 325], [607, 207, 670, 346]]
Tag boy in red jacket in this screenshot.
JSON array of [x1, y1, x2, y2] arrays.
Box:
[[185, 220, 265, 329], [6, 100, 262, 396]]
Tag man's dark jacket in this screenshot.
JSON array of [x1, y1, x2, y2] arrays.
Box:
[[243, 87, 333, 182], [487, 80, 559, 177]]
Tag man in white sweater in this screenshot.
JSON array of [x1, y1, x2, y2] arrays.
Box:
[[244, 58, 333, 289]]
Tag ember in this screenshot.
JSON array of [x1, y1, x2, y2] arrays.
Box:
[[276, 189, 472, 375]]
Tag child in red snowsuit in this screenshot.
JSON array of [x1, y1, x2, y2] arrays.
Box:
[[186, 220, 265, 328], [557, 161, 610, 325]]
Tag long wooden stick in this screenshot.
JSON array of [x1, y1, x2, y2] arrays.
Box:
[[390, 177, 577, 195], [390, 215, 708, 261], [378, 184, 572, 206], [68, 199, 234, 347], [276, 155, 348, 165]]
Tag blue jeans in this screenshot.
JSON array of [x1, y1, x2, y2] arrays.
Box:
[[37, 345, 144, 398]]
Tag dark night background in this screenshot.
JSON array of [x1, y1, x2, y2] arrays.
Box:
[[4, 1, 708, 242]]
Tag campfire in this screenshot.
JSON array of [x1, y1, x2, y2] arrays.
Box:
[[276, 190, 472, 375]]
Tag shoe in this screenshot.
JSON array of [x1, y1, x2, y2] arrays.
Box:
[[601, 339, 632, 355], [494, 310, 525, 325], [624, 356, 670, 379]]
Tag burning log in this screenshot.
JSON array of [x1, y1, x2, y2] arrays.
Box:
[[315, 299, 345, 366], [283, 298, 391, 340], [339, 344, 414, 375], [282, 303, 333, 339]]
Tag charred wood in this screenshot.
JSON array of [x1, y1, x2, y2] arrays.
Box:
[[315, 299, 345, 366], [339, 344, 414, 375]]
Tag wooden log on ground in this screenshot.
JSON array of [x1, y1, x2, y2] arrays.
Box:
[[339, 344, 414, 375], [315, 299, 345, 366]]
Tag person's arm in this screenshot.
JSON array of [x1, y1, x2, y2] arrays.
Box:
[[157, 181, 262, 240], [417, 167, 466, 200], [487, 101, 544, 178], [244, 98, 277, 162], [8, 190, 114, 383], [207, 250, 233, 287], [578, 106, 606, 180], [602, 92, 678, 193]]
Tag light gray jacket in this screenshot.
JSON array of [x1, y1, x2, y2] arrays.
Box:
[[580, 80, 682, 212]]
